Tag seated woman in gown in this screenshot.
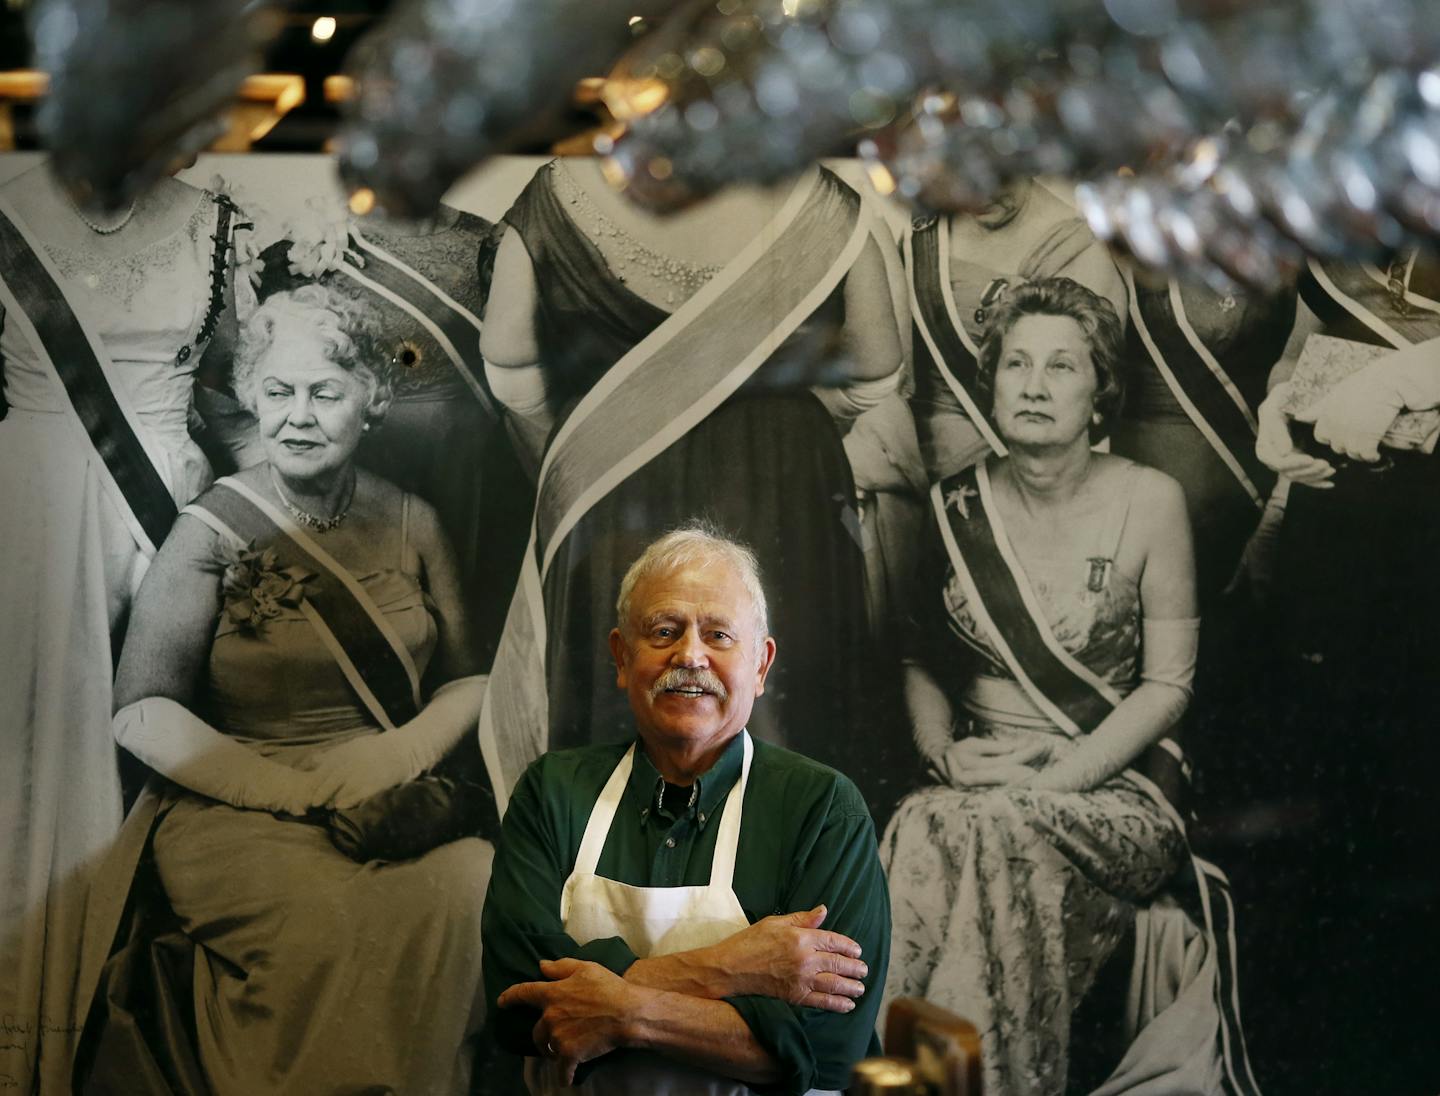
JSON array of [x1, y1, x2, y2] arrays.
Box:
[[881, 278, 1220, 1096], [105, 284, 494, 1095]]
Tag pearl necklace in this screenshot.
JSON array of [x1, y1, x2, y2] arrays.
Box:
[[64, 191, 138, 236], [270, 467, 355, 533]]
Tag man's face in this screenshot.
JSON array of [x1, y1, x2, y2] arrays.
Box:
[[608, 558, 776, 762]]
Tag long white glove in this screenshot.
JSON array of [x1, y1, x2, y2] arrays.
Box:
[[1294, 340, 1440, 462], [113, 696, 321, 815], [306, 675, 488, 808], [1026, 617, 1199, 794], [1255, 382, 1335, 488]]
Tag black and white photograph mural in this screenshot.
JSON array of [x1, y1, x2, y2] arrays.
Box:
[[1, 2, 1439, 1090]]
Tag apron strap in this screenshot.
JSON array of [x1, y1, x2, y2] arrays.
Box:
[[707, 732, 753, 890], [573, 745, 635, 877]]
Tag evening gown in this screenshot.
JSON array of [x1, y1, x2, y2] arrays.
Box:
[[0, 187, 232, 1094], [881, 464, 1185, 1096], [149, 490, 492, 1095], [502, 162, 872, 787]]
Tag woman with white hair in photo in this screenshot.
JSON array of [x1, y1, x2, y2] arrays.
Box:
[[86, 283, 495, 1094]]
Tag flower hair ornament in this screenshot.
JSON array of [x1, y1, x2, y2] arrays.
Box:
[[284, 196, 365, 281]]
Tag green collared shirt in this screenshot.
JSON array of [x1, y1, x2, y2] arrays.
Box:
[[481, 732, 890, 1096]]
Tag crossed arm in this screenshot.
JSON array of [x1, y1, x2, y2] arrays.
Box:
[[482, 760, 888, 1093], [498, 904, 868, 1086]]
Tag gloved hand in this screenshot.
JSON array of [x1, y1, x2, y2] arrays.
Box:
[[1255, 382, 1335, 487], [1294, 343, 1440, 463], [307, 733, 415, 809]]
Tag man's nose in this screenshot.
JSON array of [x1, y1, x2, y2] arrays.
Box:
[[671, 628, 708, 667]]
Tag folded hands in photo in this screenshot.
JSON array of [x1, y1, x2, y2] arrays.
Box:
[[931, 735, 1053, 790]]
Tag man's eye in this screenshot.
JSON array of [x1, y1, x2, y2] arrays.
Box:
[[654, 627, 675, 639], [711, 631, 732, 643], [264, 388, 287, 400]]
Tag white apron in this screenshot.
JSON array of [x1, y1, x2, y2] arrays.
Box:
[[526, 732, 837, 1095]]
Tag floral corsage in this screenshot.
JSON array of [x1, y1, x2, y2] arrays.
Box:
[[220, 542, 314, 633]]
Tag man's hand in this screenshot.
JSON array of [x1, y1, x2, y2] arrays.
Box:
[[498, 958, 637, 1084], [702, 905, 868, 1010]]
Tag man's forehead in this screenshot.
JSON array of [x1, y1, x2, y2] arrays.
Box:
[[631, 559, 753, 617]]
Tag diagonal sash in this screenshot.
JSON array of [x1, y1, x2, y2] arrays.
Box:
[[0, 197, 177, 555], [1302, 256, 1440, 349], [930, 462, 1260, 1096], [186, 477, 422, 730], [1123, 269, 1272, 509], [930, 463, 1116, 737], [479, 169, 872, 814], [337, 227, 498, 418], [906, 216, 1008, 455]]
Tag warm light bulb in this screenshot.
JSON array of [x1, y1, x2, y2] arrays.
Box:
[[311, 16, 337, 43]]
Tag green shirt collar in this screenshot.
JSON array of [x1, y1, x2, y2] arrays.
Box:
[[630, 729, 746, 830]]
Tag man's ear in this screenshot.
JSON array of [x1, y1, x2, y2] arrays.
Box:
[[753, 636, 777, 696], [608, 628, 630, 688]]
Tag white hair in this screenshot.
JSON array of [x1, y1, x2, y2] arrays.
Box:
[[233, 284, 391, 420], [616, 524, 770, 648]]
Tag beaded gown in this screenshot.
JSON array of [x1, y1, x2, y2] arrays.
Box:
[[881, 463, 1185, 1096], [0, 186, 233, 1094], [501, 160, 874, 792]]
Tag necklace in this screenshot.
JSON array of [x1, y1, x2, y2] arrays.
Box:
[[270, 467, 355, 533], [64, 191, 138, 236]]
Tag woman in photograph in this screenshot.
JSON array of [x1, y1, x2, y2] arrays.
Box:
[[1250, 253, 1440, 1086], [907, 176, 1127, 481], [881, 278, 1237, 1096], [0, 164, 249, 1094], [255, 200, 529, 667], [1113, 268, 1295, 605], [100, 284, 493, 1095], [478, 157, 904, 807]]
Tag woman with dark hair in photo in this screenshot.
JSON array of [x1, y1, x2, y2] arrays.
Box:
[[86, 284, 495, 1094], [882, 278, 1253, 1096], [906, 176, 1128, 481], [0, 163, 251, 1094]]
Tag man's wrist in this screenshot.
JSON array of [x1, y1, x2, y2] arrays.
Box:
[[627, 947, 737, 999]]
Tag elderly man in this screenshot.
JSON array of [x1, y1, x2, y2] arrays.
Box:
[[481, 525, 890, 1095]]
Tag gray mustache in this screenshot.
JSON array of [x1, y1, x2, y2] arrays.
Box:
[[650, 667, 729, 703]]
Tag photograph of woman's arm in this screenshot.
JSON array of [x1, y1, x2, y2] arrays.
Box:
[[1027, 470, 1198, 794]]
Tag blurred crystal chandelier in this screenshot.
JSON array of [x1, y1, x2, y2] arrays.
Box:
[[27, 0, 1440, 286]]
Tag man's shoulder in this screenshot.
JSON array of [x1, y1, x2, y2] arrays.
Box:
[[515, 741, 630, 800], [749, 737, 871, 819]]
